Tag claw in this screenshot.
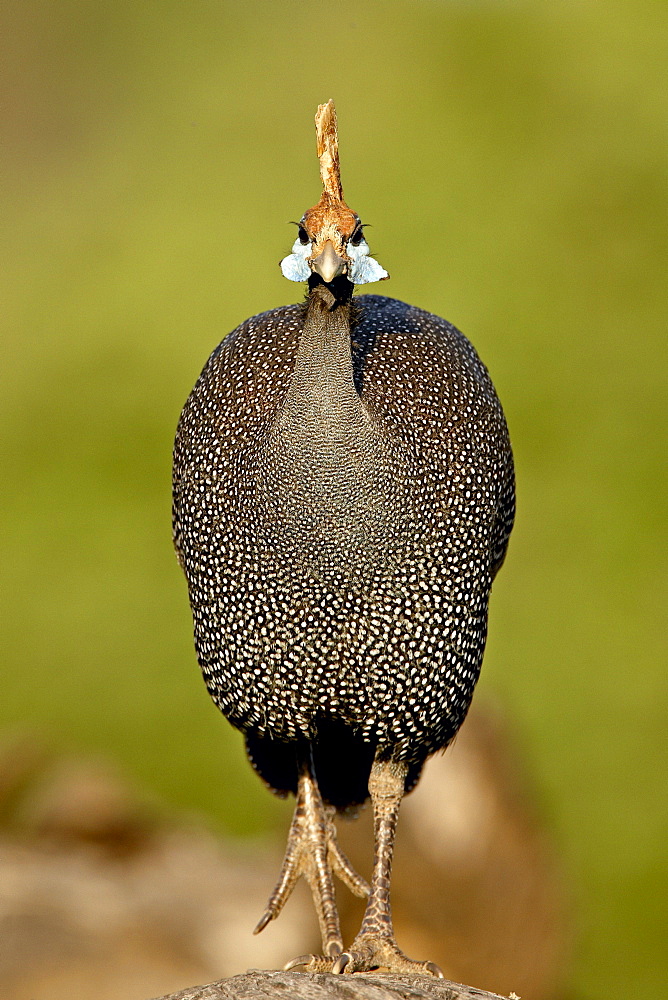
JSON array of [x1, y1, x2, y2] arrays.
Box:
[[425, 961, 445, 978], [253, 909, 273, 935], [332, 952, 351, 974], [284, 954, 317, 972]]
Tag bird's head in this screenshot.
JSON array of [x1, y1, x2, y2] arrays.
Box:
[[280, 101, 389, 288]]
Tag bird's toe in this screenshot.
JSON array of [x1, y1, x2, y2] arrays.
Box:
[[330, 934, 443, 977], [284, 953, 338, 974]]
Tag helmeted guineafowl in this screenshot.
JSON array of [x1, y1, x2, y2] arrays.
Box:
[[172, 100, 515, 975]]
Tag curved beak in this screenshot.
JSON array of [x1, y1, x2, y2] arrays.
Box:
[[311, 240, 347, 283]]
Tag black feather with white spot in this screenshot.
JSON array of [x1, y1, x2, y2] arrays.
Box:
[[173, 289, 514, 808]]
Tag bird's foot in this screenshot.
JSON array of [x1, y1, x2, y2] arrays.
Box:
[[284, 934, 443, 977], [254, 774, 368, 957]]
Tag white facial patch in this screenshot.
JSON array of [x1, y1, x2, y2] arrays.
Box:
[[346, 238, 389, 284], [280, 234, 389, 285], [280, 237, 311, 282]]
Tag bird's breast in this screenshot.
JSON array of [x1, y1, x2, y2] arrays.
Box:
[[254, 384, 412, 583]]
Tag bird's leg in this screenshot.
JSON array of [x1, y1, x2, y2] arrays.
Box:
[[331, 757, 443, 977], [254, 750, 368, 963]]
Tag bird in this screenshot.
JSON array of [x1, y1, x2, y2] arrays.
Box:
[[172, 100, 515, 976]]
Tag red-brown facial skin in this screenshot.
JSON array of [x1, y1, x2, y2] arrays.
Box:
[[301, 192, 360, 264]]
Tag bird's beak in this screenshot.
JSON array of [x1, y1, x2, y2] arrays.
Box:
[[311, 240, 347, 283]]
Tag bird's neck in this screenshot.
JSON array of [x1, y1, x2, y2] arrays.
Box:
[[265, 283, 394, 570], [281, 282, 361, 428]]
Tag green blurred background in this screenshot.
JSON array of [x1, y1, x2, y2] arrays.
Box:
[[2, 1, 666, 997]]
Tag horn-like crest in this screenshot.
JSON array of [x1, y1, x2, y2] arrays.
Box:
[[302, 100, 357, 236], [315, 100, 343, 202]]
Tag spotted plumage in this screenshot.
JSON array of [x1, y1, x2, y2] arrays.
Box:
[[172, 101, 514, 975]]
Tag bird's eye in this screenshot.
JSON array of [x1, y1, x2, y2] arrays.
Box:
[[350, 228, 364, 247], [298, 227, 310, 245]]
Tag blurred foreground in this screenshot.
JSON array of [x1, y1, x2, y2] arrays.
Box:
[[0, 704, 566, 1000]]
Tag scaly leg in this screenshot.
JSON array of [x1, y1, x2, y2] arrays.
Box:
[[331, 757, 443, 977], [253, 749, 368, 961]]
